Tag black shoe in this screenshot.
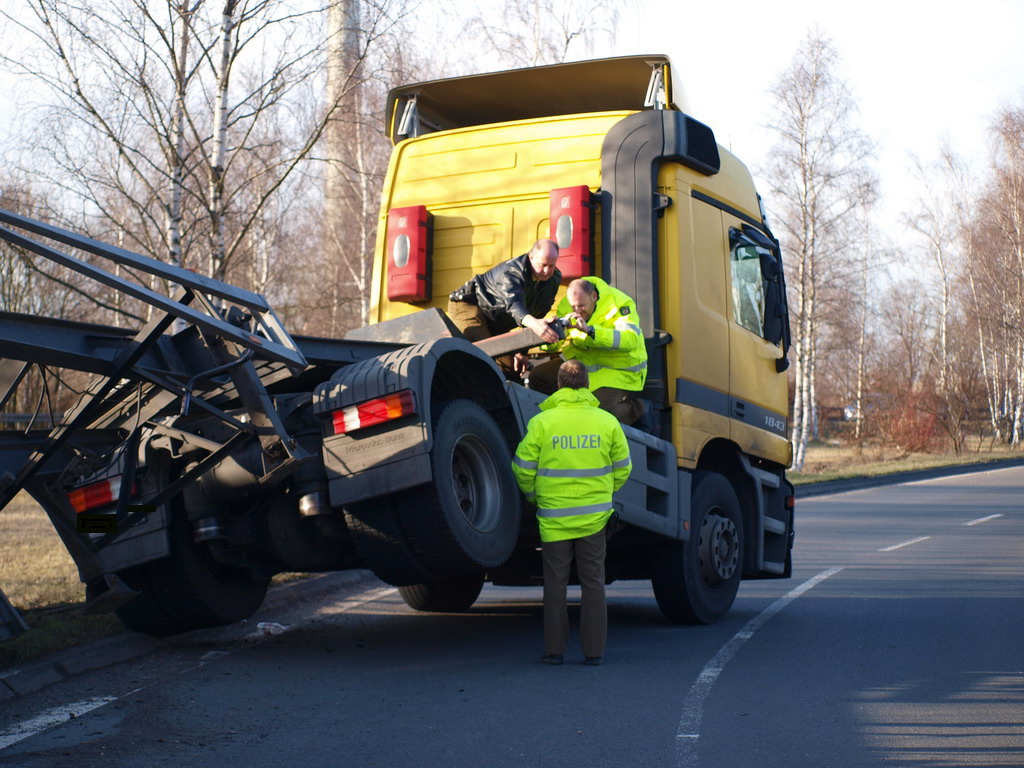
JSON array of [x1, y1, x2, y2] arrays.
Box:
[[541, 653, 564, 665], [584, 656, 603, 666]]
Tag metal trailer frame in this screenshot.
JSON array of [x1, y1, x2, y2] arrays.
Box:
[[0, 207, 401, 629]]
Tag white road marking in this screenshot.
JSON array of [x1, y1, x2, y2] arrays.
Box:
[[0, 697, 117, 750], [878, 536, 931, 552], [963, 513, 1004, 526], [674, 567, 843, 767]]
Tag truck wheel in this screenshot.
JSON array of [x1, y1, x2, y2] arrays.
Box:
[[651, 471, 743, 624], [398, 575, 485, 612], [344, 495, 437, 586], [345, 399, 520, 584], [401, 399, 521, 575], [113, 501, 269, 637]]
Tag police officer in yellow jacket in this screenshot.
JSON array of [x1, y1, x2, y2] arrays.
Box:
[[529, 277, 647, 425], [512, 359, 631, 665]]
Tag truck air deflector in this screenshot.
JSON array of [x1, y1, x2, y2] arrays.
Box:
[[600, 109, 720, 337], [600, 110, 720, 408], [386, 54, 681, 142]]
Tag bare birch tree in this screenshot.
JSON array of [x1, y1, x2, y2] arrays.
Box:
[[968, 103, 1024, 445], [762, 32, 876, 469], [0, 0, 407, 316], [849, 211, 887, 442], [963, 223, 1004, 442], [0, 179, 103, 420], [905, 149, 965, 388], [902, 146, 988, 451]]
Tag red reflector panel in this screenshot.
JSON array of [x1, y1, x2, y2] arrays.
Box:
[[785, 495, 795, 509], [332, 390, 417, 435], [386, 205, 432, 303], [68, 477, 124, 514], [549, 186, 593, 281]]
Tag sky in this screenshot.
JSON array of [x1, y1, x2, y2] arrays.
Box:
[[2, 0, 1022, 256], [612, 0, 1024, 252], [418, 0, 1024, 256]]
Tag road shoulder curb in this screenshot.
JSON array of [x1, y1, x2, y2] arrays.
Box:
[[0, 569, 381, 699], [795, 456, 1024, 498]]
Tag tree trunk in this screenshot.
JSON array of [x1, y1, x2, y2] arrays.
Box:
[[854, 237, 869, 441], [166, 2, 193, 331], [325, 0, 362, 330], [208, 1, 237, 284]]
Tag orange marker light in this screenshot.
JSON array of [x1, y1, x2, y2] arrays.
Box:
[[68, 477, 128, 514], [331, 390, 417, 435]]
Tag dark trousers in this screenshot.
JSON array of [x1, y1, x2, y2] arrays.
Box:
[[446, 299, 518, 378], [541, 528, 607, 658], [528, 357, 644, 425], [446, 298, 491, 342]]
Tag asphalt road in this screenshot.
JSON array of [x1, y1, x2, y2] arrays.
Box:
[[0, 467, 1021, 767]]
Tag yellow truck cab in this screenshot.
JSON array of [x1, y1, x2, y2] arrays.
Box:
[[327, 54, 794, 623]]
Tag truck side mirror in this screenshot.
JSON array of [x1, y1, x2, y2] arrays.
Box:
[[758, 250, 784, 345]]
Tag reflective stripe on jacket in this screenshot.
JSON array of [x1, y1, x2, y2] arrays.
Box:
[[511, 387, 632, 543], [553, 276, 647, 392]]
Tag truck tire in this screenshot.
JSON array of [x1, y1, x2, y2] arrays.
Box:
[[345, 399, 520, 584], [402, 399, 521, 574], [398, 575, 485, 612], [113, 501, 269, 637], [344, 495, 437, 586], [651, 471, 743, 624]]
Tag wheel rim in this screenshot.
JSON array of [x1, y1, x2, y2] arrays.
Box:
[[698, 509, 740, 585], [449, 434, 502, 533]]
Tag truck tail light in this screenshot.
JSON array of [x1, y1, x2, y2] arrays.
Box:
[[386, 205, 432, 302], [549, 185, 593, 281], [331, 390, 417, 435], [68, 477, 132, 514]]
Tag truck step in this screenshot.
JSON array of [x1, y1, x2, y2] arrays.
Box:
[[760, 560, 785, 575], [748, 465, 781, 489], [763, 516, 786, 535]]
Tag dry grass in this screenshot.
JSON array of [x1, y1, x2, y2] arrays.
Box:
[[0, 492, 84, 609], [0, 492, 124, 668], [791, 442, 1024, 484], [0, 492, 310, 669]]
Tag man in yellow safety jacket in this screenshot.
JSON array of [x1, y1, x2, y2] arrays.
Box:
[[512, 359, 632, 666], [529, 276, 647, 425]]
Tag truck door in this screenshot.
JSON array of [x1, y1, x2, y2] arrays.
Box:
[[725, 218, 789, 464], [670, 192, 732, 467]]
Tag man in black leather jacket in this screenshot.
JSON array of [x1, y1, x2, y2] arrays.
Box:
[[448, 239, 562, 375]]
